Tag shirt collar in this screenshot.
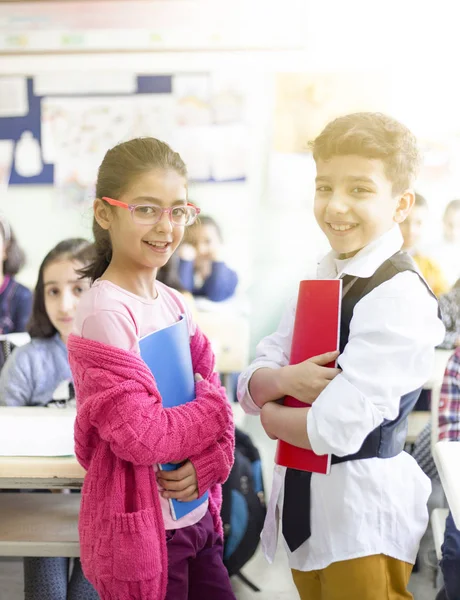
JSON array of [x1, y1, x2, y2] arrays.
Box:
[[317, 226, 404, 279]]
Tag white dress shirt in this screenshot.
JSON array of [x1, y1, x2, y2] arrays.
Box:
[[237, 226, 445, 571]]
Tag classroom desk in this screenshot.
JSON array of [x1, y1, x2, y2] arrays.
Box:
[[433, 441, 460, 529], [0, 456, 85, 489], [0, 407, 85, 489]]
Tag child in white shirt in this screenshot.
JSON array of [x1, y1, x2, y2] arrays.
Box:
[[238, 112, 445, 600]]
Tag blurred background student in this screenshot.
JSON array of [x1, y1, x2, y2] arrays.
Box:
[[438, 278, 460, 350], [0, 238, 92, 406], [400, 193, 449, 297], [0, 214, 32, 336], [429, 200, 460, 290], [178, 215, 239, 305], [0, 238, 98, 600]]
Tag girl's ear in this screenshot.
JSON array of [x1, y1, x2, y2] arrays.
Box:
[[94, 198, 113, 231], [394, 190, 415, 224]]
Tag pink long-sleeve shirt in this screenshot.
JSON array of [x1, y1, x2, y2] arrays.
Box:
[[68, 328, 234, 600]]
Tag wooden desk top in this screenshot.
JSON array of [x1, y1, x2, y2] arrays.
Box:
[[433, 441, 460, 529], [0, 456, 85, 489]]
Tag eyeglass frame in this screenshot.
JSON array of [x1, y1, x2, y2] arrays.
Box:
[[101, 196, 201, 227]]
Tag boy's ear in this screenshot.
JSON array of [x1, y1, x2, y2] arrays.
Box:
[[394, 190, 415, 224], [94, 198, 113, 231]]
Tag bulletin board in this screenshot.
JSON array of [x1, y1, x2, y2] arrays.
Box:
[[0, 72, 248, 201]]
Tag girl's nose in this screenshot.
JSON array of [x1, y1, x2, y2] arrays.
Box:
[[155, 210, 174, 233], [59, 289, 75, 313]]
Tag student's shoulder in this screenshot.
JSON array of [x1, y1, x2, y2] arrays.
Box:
[[77, 280, 135, 321], [368, 268, 433, 301], [8, 279, 32, 300], [4, 337, 49, 373]]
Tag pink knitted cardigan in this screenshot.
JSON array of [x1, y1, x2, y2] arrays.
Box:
[[68, 327, 235, 600]]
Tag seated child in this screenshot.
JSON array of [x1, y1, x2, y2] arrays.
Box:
[[0, 214, 32, 336], [178, 215, 238, 302], [438, 278, 460, 349], [400, 193, 449, 296], [435, 347, 460, 600], [431, 199, 460, 289], [238, 112, 445, 600], [0, 238, 98, 600]]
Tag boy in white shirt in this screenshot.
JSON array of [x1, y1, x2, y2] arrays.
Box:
[[238, 112, 445, 599]]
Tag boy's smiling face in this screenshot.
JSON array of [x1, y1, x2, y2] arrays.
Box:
[[314, 155, 414, 259]]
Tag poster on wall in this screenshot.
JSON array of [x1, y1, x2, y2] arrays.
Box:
[[0, 73, 249, 205]]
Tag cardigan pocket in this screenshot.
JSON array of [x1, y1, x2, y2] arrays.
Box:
[[112, 508, 161, 582]]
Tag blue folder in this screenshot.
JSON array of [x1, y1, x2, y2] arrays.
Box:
[[139, 316, 208, 520]]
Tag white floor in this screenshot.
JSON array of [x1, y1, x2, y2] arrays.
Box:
[[0, 405, 445, 600]]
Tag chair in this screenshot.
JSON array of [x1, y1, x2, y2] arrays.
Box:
[[431, 508, 449, 562]]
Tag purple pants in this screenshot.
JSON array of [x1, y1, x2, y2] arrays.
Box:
[[165, 510, 236, 600]]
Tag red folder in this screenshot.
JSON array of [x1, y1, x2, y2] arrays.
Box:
[[274, 279, 342, 474]]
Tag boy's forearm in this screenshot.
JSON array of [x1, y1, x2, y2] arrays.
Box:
[[261, 403, 312, 450], [249, 367, 287, 408]]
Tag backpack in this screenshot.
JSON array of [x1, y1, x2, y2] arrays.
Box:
[[221, 427, 266, 591]]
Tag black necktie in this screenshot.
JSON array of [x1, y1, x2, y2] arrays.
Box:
[[282, 468, 312, 552]]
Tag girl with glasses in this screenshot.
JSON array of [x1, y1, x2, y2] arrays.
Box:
[[68, 137, 235, 600]]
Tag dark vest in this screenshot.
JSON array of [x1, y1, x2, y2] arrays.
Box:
[[331, 251, 437, 466]]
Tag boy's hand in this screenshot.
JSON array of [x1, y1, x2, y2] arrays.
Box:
[[281, 351, 341, 404], [157, 460, 199, 501]]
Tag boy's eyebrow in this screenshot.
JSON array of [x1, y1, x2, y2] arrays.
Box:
[[346, 176, 376, 184], [315, 175, 377, 185]]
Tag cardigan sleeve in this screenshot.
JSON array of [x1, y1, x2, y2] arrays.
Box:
[[83, 375, 231, 466], [190, 370, 235, 495]]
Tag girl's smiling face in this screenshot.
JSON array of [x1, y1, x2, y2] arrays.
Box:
[[98, 168, 188, 273], [43, 259, 89, 343]]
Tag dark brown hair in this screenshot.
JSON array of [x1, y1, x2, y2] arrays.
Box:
[[82, 137, 188, 283], [310, 112, 421, 193], [28, 238, 93, 339], [0, 216, 26, 276], [156, 252, 184, 292]]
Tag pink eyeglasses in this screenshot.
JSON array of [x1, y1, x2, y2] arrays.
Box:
[[102, 197, 201, 227]]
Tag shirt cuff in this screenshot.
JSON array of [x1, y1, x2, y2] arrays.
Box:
[[307, 374, 384, 457], [237, 363, 281, 415]]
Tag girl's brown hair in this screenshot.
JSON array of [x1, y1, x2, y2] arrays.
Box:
[[28, 238, 94, 339], [82, 137, 188, 283], [0, 216, 26, 276]]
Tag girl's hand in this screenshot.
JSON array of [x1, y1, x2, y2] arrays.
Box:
[[157, 460, 199, 501], [194, 373, 203, 382]]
